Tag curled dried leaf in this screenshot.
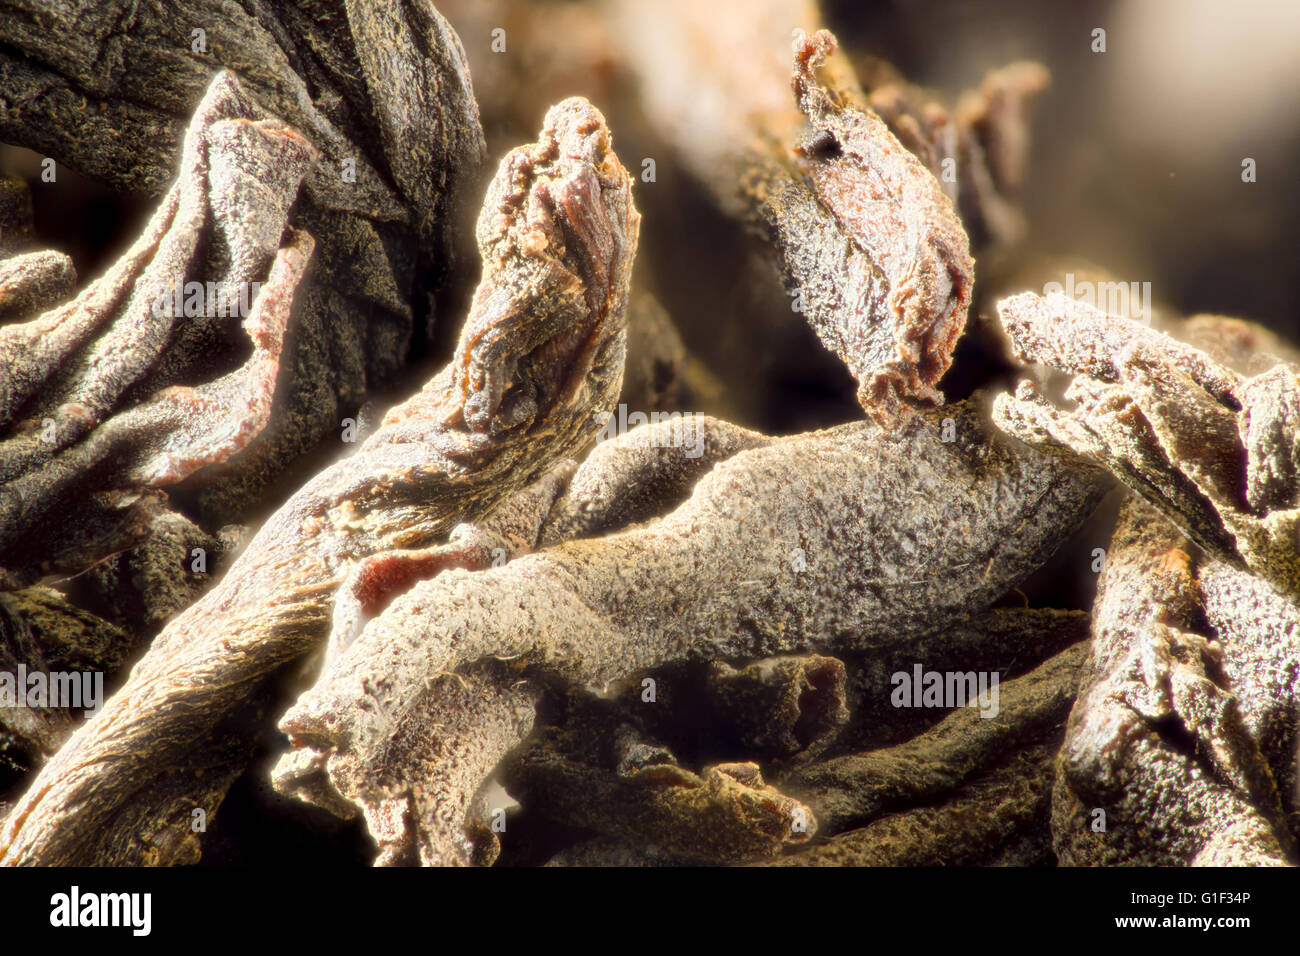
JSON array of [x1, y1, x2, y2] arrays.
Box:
[[0, 73, 316, 588], [503, 709, 815, 864], [0, 0, 489, 523], [705, 654, 849, 764], [0, 96, 639, 866], [1053, 497, 1295, 866], [613, 3, 974, 424], [787, 641, 1086, 835], [993, 291, 1300, 597], [765, 742, 1058, 866], [762, 29, 975, 421], [0, 588, 131, 762], [273, 397, 1105, 861]]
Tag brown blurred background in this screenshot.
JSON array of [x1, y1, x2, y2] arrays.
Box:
[[827, 0, 1300, 332]]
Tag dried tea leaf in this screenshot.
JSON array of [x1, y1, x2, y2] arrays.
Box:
[[705, 654, 849, 764], [786, 641, 1085, 834], [614, 3, 973, 423], [0, 72, 316, 588], [993, 291, 1300, 597], [836, 607, 1090, 751], [0, 249, 76, 322], [0, 175, 34, 256], [0, 0, 488, 522], [498, 694, 816, 864], [0, 97, 639, 865], [1052, 497, 1294, 866], [0, 588, 132, 762], [774, 29, 974, 419], [537, 414, 771, 546], [70, 511, 223, 638], [765, 742, 1058, 866], [859, 55, 1049, 252], [279, 666, 536, 866], [1197, 560, 1300, 822], [507, 734, 816, 864], [997, 291, 1241, 404], [273, 397, 1105, 861]]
